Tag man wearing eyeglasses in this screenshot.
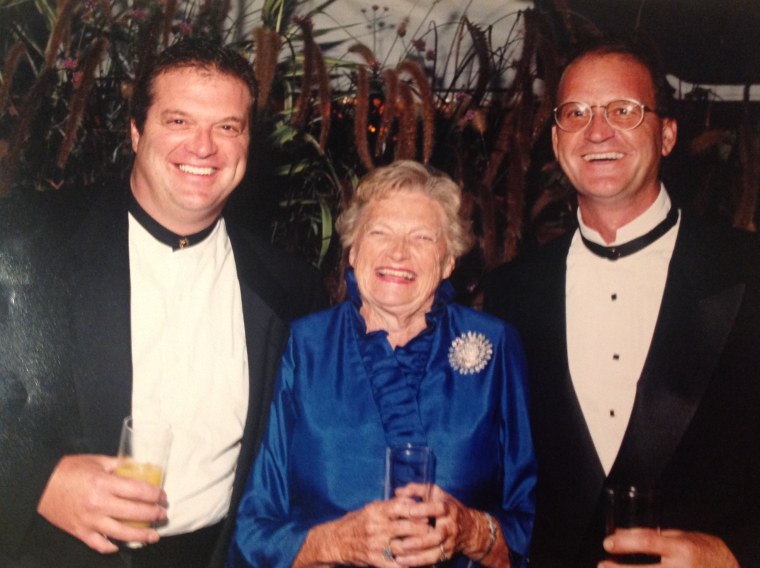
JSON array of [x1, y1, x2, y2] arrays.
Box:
[[485, 38, 760, 567]]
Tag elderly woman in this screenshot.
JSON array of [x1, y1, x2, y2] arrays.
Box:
[[227, 160, 536, 567]]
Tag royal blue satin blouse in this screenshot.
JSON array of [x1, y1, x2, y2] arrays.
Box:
[[228, 271, 536, 567]]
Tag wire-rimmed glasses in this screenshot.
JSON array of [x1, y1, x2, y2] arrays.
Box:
[[553, 99, 657, 132]]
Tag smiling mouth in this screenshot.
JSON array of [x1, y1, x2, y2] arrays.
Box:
[[178, 164, 216, 176], [377, 268, 415, 281], [583, 152, 624, 162]]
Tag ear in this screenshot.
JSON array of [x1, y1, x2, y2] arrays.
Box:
[[442, 254, 455, 280], [348, 246, 356, 267], [660, 117, 677, 157], [551, 125, 559, 159], [130, 119, 140, 152]]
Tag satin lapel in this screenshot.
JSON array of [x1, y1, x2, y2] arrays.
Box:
[[225, 223, 292, 318], [68, 190, 133, 454], [610, 219, 745, 485], [226, 229, 291, 503], [528, 236, 606, 551], [210, 227, 295, 567]]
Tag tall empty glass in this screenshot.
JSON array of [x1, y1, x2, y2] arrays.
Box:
[[384, 445, 435, 501]]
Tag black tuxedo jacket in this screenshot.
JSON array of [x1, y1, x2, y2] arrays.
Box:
[[0, 185, 326, 567], [484, 213, 760, 567]]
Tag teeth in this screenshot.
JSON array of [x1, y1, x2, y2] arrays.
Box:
[[583, 152, 623, 161], [377, 268, 414, 280], [179, 164, 215, 175]]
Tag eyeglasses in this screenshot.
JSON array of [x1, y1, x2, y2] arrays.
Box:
[[553, 99, 657, 132]]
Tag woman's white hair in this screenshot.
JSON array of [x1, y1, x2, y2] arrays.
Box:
[[335, 160, 474, 259]]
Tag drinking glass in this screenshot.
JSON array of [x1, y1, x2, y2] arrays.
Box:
[[384, 445, 435, 501], [385, 445, 438, 566], [114, 416, 172, 547], [604, 484, 660, 564]]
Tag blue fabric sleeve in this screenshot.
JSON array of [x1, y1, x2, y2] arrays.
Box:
[[493, 325, 536, 567], [227, 337, 310, 568]]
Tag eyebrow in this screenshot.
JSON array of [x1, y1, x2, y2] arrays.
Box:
[[365, 220, 441, 233], [159, 109, 248, 124]]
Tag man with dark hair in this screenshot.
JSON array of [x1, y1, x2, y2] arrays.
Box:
[[1, 37, 325, 567], [129, 38, 258, 134], [485, 38, 760, 567]]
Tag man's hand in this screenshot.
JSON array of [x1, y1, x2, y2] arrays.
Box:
[[600, 528, 739, 568], [37, 454, 168, 553]]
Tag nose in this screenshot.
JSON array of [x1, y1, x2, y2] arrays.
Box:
[[186, 126, 217, 157], [584, 109, 615, 142], [388, 235, 410, 259]]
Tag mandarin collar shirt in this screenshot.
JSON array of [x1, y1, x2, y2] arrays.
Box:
[[128, 213, 249, 534]]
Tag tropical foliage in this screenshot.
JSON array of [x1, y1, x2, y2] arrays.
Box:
[[1, 0, 757, 301]]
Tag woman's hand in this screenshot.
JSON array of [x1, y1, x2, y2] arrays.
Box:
[[393, 483, 509, 567], [292, 495, 436, 568]]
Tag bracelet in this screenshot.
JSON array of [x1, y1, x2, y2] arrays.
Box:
[[474, 511, 497, 563]]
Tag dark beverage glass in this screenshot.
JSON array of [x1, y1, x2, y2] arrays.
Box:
[[604, 485, 660, 565]]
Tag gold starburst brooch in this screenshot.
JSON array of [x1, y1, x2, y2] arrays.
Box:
[[448, 332, 493, 375]]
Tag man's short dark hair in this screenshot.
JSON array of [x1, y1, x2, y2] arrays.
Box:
[[130, 37, 257, 133], [562, 35, 675, 119]]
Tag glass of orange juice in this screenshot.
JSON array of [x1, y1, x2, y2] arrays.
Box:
[[115, 416, 172, 547]]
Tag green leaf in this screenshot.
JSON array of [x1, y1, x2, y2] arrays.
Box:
[[318, 196, 332, 266]]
